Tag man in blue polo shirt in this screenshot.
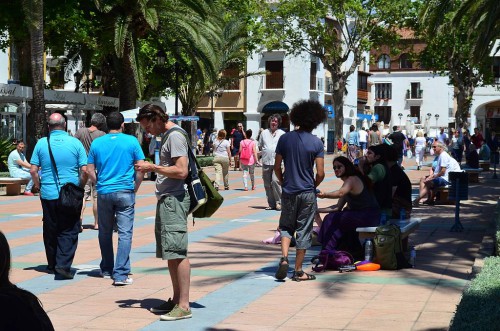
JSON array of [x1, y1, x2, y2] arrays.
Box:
[[87, 112, 145, 285], [30, 113, 88, 279]]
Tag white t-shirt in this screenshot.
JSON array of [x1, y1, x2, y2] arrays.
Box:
[[213, 139, 230, 157], [358, 129, 368, 143], [435, 151, 462, 182], [415, 137, 426, 149]]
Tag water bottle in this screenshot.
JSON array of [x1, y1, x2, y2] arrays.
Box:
[[410, 246, 416, 267], [400, 208, 406, 221], [380, 212, 387, 225], [364, 239, 373, 261]]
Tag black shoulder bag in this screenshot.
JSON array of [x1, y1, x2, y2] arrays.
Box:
[[47, 134, 85, 216]]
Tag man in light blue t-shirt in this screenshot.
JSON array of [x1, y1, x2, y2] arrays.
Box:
[[30, 113, 88, 279], [87, 112, 145, 286]]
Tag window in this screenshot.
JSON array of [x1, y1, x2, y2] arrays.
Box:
[[400, 53, 413, 69], [310, 62, 317, 90], [265, 61, 283, 89], [493, 57, 500, 84], [377, 54, 391, 69], [374, 106, 391, 123], [410, 106, 420, 122], [410, 82, 422, 99], [375, 83, 392, 99], [358, 73, 368, 90], [222, 66, 240, 90]]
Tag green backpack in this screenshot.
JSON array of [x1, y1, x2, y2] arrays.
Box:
[[373, 224, 411, 270]]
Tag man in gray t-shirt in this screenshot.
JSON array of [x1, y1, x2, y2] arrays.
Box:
[[135, 104, 193, 321], [74, 113, 106, 230]]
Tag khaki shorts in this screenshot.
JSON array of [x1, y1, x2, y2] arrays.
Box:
[[84, 180, 97, 200], [155, 191, 190, 260]]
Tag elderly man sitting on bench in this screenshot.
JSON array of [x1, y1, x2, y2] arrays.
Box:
[[7, 140, 34, 196], [413, 141, 461, 206]]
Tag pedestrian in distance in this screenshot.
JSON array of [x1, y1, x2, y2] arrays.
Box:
[[274, 100, 325, 282], [87, 111, 145, 286], [135, 104, 193, 321], [29, 113, 88, 279], [258, 114, 285, 210], [231, 122, 246, 171], [239, 129, 261, 191], [212, 129, 232, 190], [74, 112, 106, 231], [345, 125, 360, 163]]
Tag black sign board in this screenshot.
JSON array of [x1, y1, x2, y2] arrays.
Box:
[[449, 171, 468, 200]]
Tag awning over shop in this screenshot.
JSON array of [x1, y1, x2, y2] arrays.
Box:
[[44, 89, 85, 104], [85, 94, 120, 109], [0, 83, 30, 103], [356, 113, 378, 121], [262, 101, 289, 113]]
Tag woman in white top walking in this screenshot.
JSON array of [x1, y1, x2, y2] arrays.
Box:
[[414, 131, 427, 170], [212, 129, 232, 190]]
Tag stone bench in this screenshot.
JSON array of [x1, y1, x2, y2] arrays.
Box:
[[463, 168, 482, 183], [0, 178, 30, 196], [356, 218, 421, 251], [435, 186, 454, 205], [479, 161, 490, 171]]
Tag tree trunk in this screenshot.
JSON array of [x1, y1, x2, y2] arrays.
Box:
[[455, 85, 474, 129], [118, 43, 138, 112], [22, 0, 46, 159]]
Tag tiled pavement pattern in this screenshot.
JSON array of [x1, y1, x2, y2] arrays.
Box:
[[2, 154, 499, 331]]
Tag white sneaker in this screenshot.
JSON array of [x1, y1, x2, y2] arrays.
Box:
[[113, 277, 133, 286]]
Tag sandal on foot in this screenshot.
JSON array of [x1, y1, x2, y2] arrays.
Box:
[[265, 206, 274, 210], [291, 270, 316, 282], [275, 257, 289, 280]]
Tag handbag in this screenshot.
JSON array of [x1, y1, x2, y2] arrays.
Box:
[[162, 128, 223, 218], [47, 134, 84, 216]]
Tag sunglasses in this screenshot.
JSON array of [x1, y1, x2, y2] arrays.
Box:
[[333, 165, 343, 170], [432, 146, 438, 149]]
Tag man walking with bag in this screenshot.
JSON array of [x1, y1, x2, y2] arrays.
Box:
[[135, 104, 193, 321], [259, 114, 285, 210], [29, 113, 88, 279], [87, 112, 145, 286]]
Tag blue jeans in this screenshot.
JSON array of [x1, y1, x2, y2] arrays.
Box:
[[97, 191, 135, 281]]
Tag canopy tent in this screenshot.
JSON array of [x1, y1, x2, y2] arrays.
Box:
[[121, 108, 140, 123]]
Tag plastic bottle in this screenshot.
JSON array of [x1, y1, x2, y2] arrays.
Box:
[[380, 212, 387, 225], [364, 239, 373, 261], [400, 208, 406, 221], [410, 246, 416, 267]]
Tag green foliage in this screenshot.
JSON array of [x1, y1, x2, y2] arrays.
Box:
[[0, 138, 15, 172], [196, 156, 214, 167], [450, 256, 500, 330]]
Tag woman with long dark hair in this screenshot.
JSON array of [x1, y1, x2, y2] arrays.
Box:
[[0, 231, 54, 331], [316, 156, 380, 253]]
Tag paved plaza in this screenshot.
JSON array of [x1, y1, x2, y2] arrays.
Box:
[[2, 154, 499, 331]]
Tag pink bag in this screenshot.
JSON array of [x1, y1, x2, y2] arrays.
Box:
[[262, 230, 281, 244]]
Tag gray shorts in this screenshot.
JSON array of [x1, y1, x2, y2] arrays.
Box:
[[155, 191, 190, 260], [278, 191, 317, 249], [84, 179, 97, 200]]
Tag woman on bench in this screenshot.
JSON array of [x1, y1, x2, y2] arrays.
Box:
[[315, 156, 380, 255]]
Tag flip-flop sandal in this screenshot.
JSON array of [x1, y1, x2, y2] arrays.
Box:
[[265, 206, 274, 210], [291, 270, 316, 282], [275, 257, 289, 280]]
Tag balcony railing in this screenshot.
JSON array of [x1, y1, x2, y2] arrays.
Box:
[[259, 75, 285, 91], [406, 89, 423, 99]]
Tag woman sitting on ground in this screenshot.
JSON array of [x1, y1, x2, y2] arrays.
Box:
[[0, 231, 54, 331], [316, 156, 380, 254]]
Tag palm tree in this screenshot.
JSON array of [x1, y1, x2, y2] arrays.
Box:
[[94, 0, 216, 111], [21, 0, 46, 155]]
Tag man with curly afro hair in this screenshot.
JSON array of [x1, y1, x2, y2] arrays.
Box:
[[273, 100, 326, 281]]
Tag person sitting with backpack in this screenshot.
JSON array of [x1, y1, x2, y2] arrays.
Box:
[[316, 156, 380, 257], [239, 129, 261, 191]]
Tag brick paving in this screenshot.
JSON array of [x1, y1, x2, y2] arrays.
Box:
[[2, 154, 498, 330]]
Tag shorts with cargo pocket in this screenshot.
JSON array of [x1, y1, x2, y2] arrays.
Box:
[[155, 191, 190, 260]]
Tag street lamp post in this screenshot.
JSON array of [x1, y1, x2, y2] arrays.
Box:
[[208, 88, 224, 130], [435, 114, 440, 129], [398, 113, 403, 126], [157, 51, 179, 116]]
